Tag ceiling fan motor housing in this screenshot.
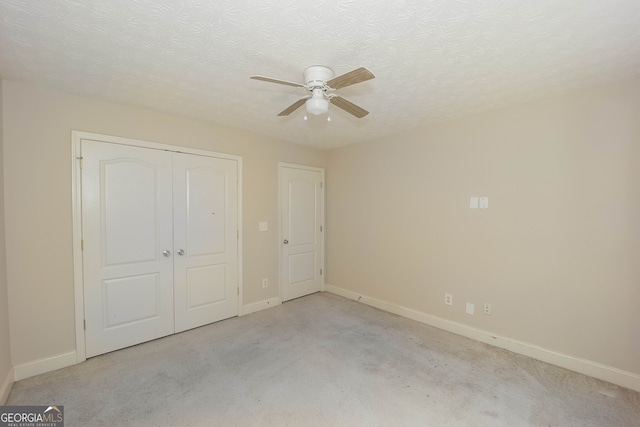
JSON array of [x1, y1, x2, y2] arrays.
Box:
[[304, 66, 334, 88]]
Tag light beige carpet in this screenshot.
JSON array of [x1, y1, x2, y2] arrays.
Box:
[[7, 292, 640, 426]]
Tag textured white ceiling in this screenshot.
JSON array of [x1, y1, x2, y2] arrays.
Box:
[[1, 0, 639, 149]]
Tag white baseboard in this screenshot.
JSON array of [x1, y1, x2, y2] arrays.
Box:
[[13, 351, 77, 382], [241, 296, 282, 316], [0, 366, 14, 404], [325, 284, 640, 392]]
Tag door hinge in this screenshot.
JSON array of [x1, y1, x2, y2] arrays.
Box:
[[320, 225, 323, 232], [83, 320, 86, 330], [237, 287, 239, 295], [237, 230, 239, 239], [320, 182, 323, 189], [320, 269, 323, 275], [77, 156, 83, 169], [81, 240, 84, 250]]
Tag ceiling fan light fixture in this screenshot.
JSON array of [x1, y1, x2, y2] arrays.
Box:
[[251, 66, 374, 118], [305, 97, 329, 115]]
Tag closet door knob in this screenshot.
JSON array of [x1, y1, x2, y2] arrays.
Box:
[[283, 239, 289, 244], [177, 249, 185, 256], [162, 250, 171, 257]]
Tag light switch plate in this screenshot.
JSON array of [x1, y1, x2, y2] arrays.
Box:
[[466, 302, 475, 315], [259, 221, 268, 231], [480, 197, 489, 209], [470, 197, 478, 209]]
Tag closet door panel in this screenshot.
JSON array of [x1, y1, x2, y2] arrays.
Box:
[[173, 153, 239, 332], [82, 141, 175, 358]]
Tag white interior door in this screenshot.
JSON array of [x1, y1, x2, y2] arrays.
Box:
[[173, 153, 239, 332], [81, 138, 241, 358], [82, 141, 175, 358], [280, 164, 324, 302]]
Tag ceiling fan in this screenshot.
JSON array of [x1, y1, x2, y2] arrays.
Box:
[[250, 66, 375, 119]]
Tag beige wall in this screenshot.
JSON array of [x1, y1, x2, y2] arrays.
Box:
[[2, 80, 327, 366], [4, 76, 639, 379], [0, 80, 14, 399], [326, 79, 640, 375]]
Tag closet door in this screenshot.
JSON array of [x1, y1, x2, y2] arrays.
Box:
[[173, 153, 239, 333], [82, 141, 175, 358]]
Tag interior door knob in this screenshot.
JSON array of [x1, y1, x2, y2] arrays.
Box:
[[177, 249, 185, 256], [163, 250, 171, 257], [283, 239, 289, 244]]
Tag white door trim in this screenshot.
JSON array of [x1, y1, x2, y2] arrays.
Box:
[[277, 162, 325, 302], [72, 131, 243, 363]]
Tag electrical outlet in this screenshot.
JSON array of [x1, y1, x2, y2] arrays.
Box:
[[262, 278, 269, 288], [483, 302, 492, 315], [466, 302, 475, 315], [444, 293, 453, 306]]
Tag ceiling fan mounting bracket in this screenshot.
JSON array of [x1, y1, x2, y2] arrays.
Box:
[[303, 66, 334, 91]]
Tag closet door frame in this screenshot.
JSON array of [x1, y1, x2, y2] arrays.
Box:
[[71, 131, 243, 363]]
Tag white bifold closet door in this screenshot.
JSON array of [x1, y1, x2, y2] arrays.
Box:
[[82, 140, 238, 358]]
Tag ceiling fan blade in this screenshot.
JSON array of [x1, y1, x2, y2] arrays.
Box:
[[278, 97, 310, 116], [250, 75, 305, 88], [330, 96, 369, 118], [326, 67, 375, 90]]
